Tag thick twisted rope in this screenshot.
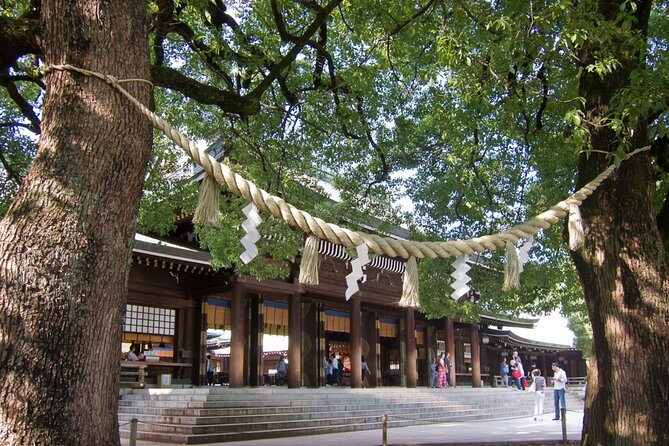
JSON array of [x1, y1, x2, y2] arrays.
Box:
[[42, 64, 651, 259]]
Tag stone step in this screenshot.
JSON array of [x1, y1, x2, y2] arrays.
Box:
[[117, 403, 511, 427], [117, 387, 584, 444]]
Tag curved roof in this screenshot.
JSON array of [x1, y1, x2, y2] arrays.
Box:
[[481, 327, 576, 352]]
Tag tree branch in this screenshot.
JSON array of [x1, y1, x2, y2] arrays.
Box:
[[388, 0, 438, 37], [0, 142, 23, 186], [0, 16, 40, 71], [250, 0, 344, 99], [150, 65, 260, 116], [0, 70, 41, 134]]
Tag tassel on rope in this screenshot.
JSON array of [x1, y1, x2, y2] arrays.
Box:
[[298, 235, 320, 285], [450, 255, 471, 300], [345, 243, 370, 300], [568, 204, 585, 251], [399, 256, 420, 308], [518, 236, 534, 273], [193, 173, 221, 226], [503, 241, 520, 292], [239, 203, 262, 264]]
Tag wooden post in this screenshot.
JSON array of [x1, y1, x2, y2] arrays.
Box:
[[471, 322, 481, 387], [445, 318, 456, 387], [129, 418, 138, 446], [288, 292, 302, 388], [382, 414, 388, 446], [229, 283, 246, 388], [349, 296, 362, 388], [405, 308, 417, 388], [362, 310, 379, 388], [426, 324, 437, 387]]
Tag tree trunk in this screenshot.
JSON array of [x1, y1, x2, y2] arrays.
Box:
[[0, 1, 151, 444], [572, 1, 669, 445]]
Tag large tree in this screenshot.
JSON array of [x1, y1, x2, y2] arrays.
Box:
[[1, 0, 668, 445], [0, 0, 152, 444]]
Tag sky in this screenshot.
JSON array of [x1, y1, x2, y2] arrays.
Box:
[[507, 310, 575, 346]]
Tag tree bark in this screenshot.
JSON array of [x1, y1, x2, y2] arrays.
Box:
[[572, 1, 669, 445], [0, 1, 151, 444]]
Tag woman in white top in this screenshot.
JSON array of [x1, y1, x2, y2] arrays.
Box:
[[531, 369, 546, 421]]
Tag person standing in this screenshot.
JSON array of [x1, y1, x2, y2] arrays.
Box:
[[331, 354, 339, 386], [500, 359, 509, 387], [551, 362, 568, 420], [437, 353, 447, 388], [531, 368, 546, 420], [509, 359, 522, 390], [205, 354, 214, 386], [361, 355, 371, 388], [337, 354, 344, 386], [444, 352, 452, 387], [324, 358, 333, 386], [430, 359, 438, 388], [277, 354, 288, 386]]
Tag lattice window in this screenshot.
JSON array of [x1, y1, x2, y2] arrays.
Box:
[[123, 304, 175, 336]]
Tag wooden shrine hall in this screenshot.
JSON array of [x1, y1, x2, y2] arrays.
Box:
[[124, 230, 586, 388]]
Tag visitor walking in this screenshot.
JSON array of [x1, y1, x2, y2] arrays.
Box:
[[500, 359, 509, 387], [531, 368, 546, 420], [551, 362, 568, 420]]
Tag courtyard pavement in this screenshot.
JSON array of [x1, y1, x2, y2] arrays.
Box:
[[121, 409, 584, 446]]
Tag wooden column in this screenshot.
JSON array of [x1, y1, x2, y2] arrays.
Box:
[[445, 317, 456, 387], [362, 310, 379, 388], [471, 323, 481, 388], [288, 292, 302, 388], [404, 308, 417, 388], [426, 324, 437, 387], [301, 300, 320, 387], [248, 294, 263, 387], [229, 283, 246, 388], [349, 296, 362, 388]]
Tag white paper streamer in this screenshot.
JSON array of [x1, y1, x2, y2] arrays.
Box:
[[239, 203, 262, 264], [450, 255, 471, 300], [345, 244, 370, 300], [518, 236, 534, 273]]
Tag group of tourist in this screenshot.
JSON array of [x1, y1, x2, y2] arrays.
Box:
[[500, 352, 569, 421], [430, 352, 453, 388], [322, 353, 371, 387], [324, 353, 345, 386]]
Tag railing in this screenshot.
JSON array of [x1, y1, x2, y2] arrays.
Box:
[[493, 375, 587, 387], [120, 361, 147, 388]]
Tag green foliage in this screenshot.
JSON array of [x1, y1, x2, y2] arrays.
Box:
[[196, 195, 303, 280], [567, 311, 593, 359], [2, 0, 668, 315]]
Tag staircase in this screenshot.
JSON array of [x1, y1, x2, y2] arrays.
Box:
[[118, 386, 584, 444]]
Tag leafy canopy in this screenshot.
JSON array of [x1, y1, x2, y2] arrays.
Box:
[[2, 0, 669, 328]]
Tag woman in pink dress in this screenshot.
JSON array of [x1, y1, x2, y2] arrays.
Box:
[[437, 353, 447, 388]]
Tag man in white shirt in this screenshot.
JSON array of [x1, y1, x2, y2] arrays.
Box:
[[551, 362, 568, 420]]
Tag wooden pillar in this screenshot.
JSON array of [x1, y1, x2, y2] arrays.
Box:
[[349, 296, 362, 388], [198, 299, 209, 386], [445, 318, 456, 387], [426, 324, 437, 387], [542, 354, 548, 376], [301, 300, 320, 387], [288, 292, 302, 388], [399, 318, 406, 387], [480, 341, 489, 386], [471, 323, 481, 388], [248, 294, 263, 387], [229, 283, 246, 388], [404, 308, 417, 388], [362, 310, 379, 387]]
